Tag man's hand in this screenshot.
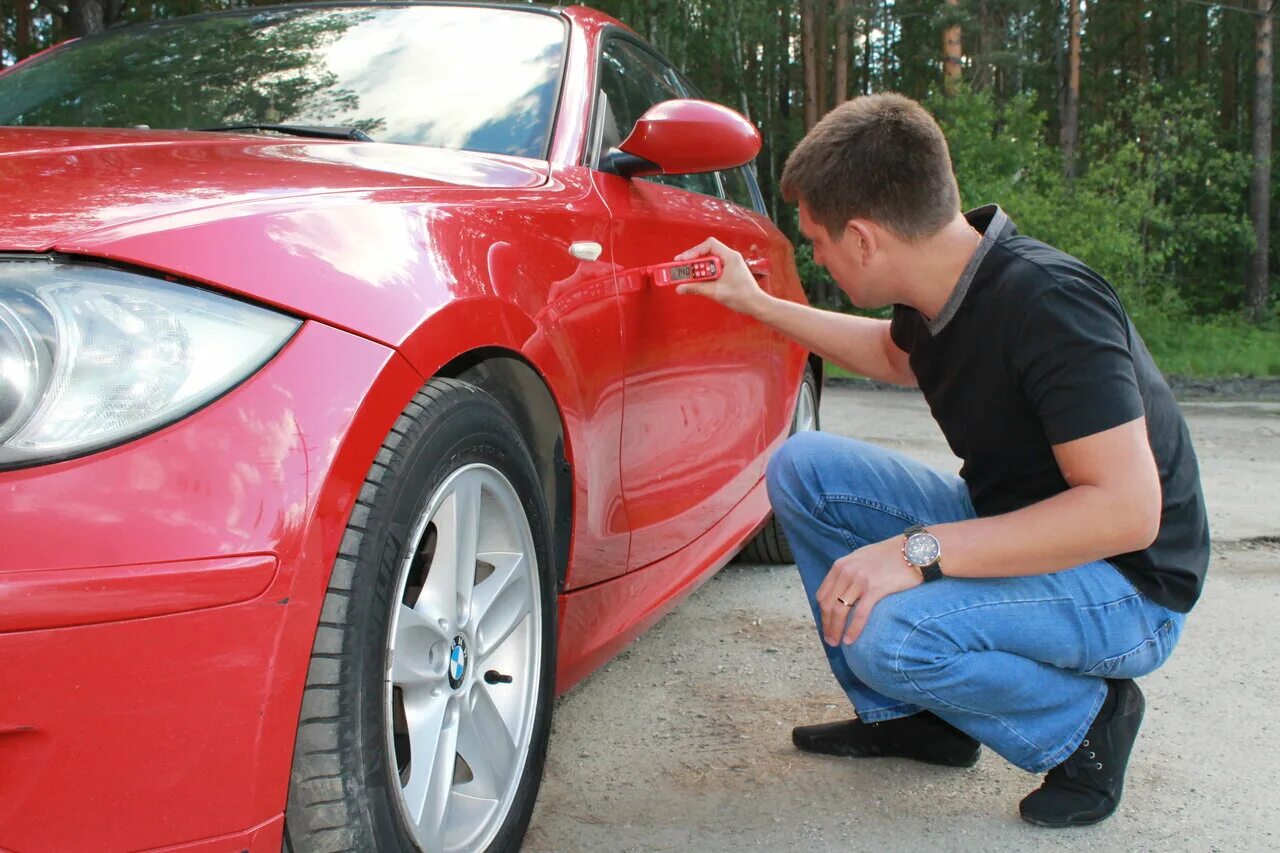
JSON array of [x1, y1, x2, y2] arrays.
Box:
[[671, 237, 770, 317], [816, 536, 922, 646]]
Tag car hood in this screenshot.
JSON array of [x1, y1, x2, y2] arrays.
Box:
[[0, 128, 550, 251]]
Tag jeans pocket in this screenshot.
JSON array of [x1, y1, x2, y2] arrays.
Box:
[[1084, 614, 1183, 679]]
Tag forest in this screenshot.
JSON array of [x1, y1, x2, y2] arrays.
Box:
[[2, 0, 1277, 377]]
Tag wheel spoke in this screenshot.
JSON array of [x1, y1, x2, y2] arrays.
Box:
[[457, 684, 518, 801], [420, 477, 481, 628], [472, 552, 532, 661], [391, 604, 447, 687], [399, 691, 453, 830]]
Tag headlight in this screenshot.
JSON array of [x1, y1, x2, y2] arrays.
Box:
[[0, 258, 300, 469]]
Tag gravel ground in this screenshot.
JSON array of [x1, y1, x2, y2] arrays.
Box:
[[525, 386, 1280, 852]]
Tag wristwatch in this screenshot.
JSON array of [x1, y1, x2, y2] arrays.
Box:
[[902, 524, 944, 582]]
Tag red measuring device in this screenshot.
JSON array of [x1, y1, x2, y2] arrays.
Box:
[[650, 256, 723, 287]]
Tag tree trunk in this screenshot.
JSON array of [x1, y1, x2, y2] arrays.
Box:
[[834, 0, 850, 106], [802, 0, 819, 130], [1197, 2, 1209, 83], [815, 0, 828, 116], [1062, 0, 1083, 180], [1135, 0, 1149, 87], [943, 0, 963, 94], [1224, 36, 1239, 136], [65, 0, 123, 38], [879, 0, 889, 85], [863, 4, 873, 94], [16, 0, 32, 60], [68, 0, 106, 37], [1246, 0, 1273, 323], [779, 4, 791, 121]]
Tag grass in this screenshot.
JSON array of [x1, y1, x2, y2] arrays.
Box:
[[1131, 313, 1280, 379], [823, 314, 1280, 381]]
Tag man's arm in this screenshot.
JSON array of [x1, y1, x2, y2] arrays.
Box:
[[930, 416, 1161, 577], [673, 238, 916, 387]]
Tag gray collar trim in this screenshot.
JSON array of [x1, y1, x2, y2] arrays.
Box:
[[925, 205, 1007, 336]]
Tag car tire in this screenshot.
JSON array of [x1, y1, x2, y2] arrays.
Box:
[[737, 364, 820, 565], [285, 377, 556, 853]]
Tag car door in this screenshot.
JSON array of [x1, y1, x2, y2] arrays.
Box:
[[590, 36, 775, 571]]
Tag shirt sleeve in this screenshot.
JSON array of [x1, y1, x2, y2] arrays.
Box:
[[1011, 278, 1145, 445]]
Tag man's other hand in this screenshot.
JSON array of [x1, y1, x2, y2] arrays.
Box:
[[817, 537, 922, 646], [672, 237, 770, 317]]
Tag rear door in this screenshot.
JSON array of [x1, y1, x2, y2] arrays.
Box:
[[590, 36, 775, 571]]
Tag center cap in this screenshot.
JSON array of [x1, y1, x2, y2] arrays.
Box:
[[448, 636, 468, 689]]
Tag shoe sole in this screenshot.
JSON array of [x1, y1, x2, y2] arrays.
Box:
[[1019, 807, 1117, 829], [793, 743, 981, 768]]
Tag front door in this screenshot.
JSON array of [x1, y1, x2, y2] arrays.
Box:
[[591, 36, 774, 571]]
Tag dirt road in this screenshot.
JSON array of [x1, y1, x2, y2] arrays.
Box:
[[526, 386, 1280, 852]]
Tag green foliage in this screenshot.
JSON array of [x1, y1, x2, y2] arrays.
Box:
[[1133, 311, 1280, 379], [926, 85, 1252, 313]]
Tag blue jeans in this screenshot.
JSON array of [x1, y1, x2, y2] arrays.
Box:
[[766, 432, 1185, 774]]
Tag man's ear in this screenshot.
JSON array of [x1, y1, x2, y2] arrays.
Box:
[[845, 220, 878, 265]]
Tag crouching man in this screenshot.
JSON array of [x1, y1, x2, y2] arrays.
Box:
[[675, 93, 1208, 826]]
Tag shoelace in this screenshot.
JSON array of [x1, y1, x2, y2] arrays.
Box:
[[1045, 737, 1106, 789], [1074, 738, 1104, 772]]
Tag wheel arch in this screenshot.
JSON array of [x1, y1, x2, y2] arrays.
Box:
[[438, 348, 573, 591], [807, 352, 825, 403]]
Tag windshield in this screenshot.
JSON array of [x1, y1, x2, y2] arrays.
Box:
[[0, 5, 567, 159]]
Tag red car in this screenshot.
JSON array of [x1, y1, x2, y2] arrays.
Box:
[[0, 4, 817, 851]]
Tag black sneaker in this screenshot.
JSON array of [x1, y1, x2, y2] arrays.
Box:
[[1020, 679, 1146, 828], [792, 711, 981, 767]]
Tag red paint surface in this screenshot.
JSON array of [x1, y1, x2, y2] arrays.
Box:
[[0, 5, 808, 848], [0, 554, 278, 633]]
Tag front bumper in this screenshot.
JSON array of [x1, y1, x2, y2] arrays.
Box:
[[0, 320, 421, 851]]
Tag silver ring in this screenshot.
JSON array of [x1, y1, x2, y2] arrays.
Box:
[[837, 596, 853, 607]]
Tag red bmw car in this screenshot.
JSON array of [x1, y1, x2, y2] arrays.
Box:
[[0, 4, 818, 850]]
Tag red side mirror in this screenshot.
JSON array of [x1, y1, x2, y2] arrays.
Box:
[[611, 99, 761, 178]]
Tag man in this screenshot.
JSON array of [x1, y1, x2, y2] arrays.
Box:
[[674, 93, 1208, 827]]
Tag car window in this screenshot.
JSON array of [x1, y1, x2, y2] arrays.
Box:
[[719, 166, 758, 212], [0, 6, 566, 159], [595, 38, 722, 199]]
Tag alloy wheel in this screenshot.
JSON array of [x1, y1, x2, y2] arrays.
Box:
[[385, 463, 542, 853]]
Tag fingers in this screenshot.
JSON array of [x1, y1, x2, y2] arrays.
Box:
[[675, 282, 716, 297], [842, 590, 883, 646], [822, 578, 861, 645], [825, 596, 853, 647]]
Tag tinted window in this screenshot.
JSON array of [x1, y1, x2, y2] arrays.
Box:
[[0, 6, 566, 159], [720, 166, 758, 212], [596, 38, 721, 198]]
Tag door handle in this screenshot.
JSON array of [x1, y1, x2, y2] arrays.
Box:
[[746, 256, 771, 278]]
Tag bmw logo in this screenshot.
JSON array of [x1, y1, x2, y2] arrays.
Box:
[[448, 637, 467, 689]]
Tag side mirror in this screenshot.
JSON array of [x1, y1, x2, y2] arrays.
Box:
[[609, 99, 761, 179]]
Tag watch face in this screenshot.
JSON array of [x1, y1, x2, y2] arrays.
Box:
[[905, 532, 941, 567]]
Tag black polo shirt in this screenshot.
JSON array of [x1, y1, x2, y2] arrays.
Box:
[[890, 205, 1210, 612]]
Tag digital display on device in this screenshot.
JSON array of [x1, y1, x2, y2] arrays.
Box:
[[651, 257, 723, 286]]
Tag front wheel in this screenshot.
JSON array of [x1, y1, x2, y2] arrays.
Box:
[[737, 364, 819, 564], [285, 378, 556, 853]]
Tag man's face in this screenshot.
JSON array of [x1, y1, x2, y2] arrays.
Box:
[[798, 201, 877, 308]]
